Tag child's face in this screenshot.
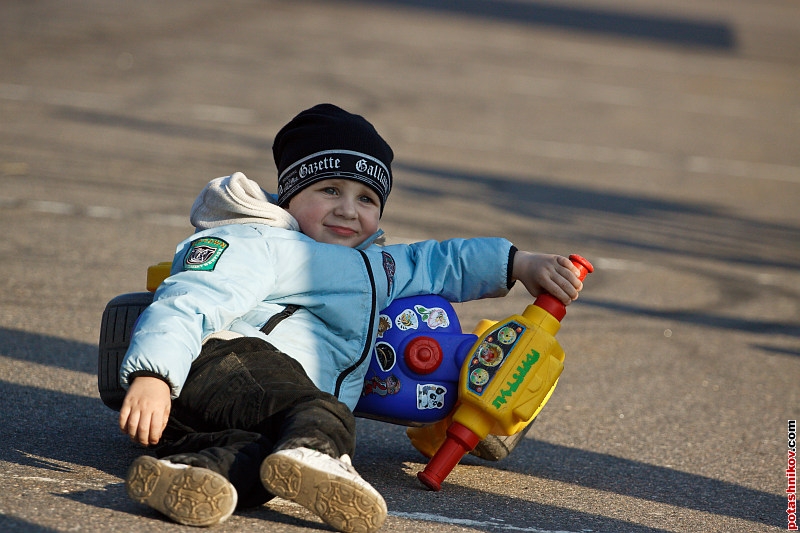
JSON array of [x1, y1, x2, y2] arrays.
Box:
[[286, 178, 381, 247]]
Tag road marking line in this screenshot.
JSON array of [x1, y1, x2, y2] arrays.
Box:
[[687, 156, 800, 184], [28, 200, 76, 215], [4, 197, 191, 228], [12, 475, 107, 489], [510, 75, 794, 121], [86, 205, 124, 219], [592, 257, 647, 272], [390, 511, 581, 533]]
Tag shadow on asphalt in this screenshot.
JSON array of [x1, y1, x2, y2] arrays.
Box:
[[0, 328, 143, 480], [55, 482, 331, 531], [395, 162, 800, 272], [580, 298, 800, 340], [0, 377, 141, 479], [0, 327, 785, 530], [506, 438, 783, 527], [54, 108, 800, 275], [0, 516, 60, 533], [392, 161, 800, 353], [355, 419, 783, 531], [340, 0, 737, 50]]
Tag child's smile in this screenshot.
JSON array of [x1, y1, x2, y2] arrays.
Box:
[[287, 178, 381, 248]]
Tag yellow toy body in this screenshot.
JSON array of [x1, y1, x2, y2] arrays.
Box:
[[453, 303, 565, 440], [406, 309, 564, 459], [417, 254, 593, 491], [146, 261, 172, 292]]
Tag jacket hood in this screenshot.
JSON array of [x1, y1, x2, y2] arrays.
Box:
[[190, 172, 300, 231]]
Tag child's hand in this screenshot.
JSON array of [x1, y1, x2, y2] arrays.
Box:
[[119, 376, 171, 447], [512, 251, 583, 305]]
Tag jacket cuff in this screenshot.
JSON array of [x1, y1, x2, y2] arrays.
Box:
[[127, 370, 173, 390], [506, 245, 518, 290]]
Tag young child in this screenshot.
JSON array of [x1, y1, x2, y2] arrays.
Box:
[[118, 103, 583, 533]]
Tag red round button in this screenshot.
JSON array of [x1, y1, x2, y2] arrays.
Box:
[[404, 336, 443, 374]]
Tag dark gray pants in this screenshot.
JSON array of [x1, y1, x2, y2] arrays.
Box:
[[154, 337, 356, 508]]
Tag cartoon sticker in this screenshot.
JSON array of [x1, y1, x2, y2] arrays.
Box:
[[477, 342, 504, 367], [377, 314, 392, 338], [497, 326, 519, 345], [417, 384, 447, 410], [362, 374, 401, 397], [414, 305, 450, 330], [374, 341, 396, 372], [470, 368, 490, 387], [395, 309, 419, 331], [184, 237, 228, 271]]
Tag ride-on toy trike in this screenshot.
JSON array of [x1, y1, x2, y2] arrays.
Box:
[[98, 255, 593, 490]]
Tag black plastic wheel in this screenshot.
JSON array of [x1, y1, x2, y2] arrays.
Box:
[[97, 292, 154, 411], [469, 421, 534, 461]]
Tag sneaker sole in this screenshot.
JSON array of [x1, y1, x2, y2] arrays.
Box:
[[260, 453, 387, 533], [126, 455, 237, 527]]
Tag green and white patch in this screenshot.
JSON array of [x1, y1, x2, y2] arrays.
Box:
[[183, 237, 229, 271]]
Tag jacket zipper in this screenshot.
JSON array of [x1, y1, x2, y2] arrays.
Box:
[[334, 250, 377, 398]]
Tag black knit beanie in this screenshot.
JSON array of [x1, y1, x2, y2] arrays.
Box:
[[273, 103, 393, 214]]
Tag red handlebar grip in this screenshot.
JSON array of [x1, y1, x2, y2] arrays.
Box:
[[417, 422, 481, 491], [569, 254, 594, 281]]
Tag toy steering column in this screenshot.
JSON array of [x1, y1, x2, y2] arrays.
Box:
[[417, 254, 593, 491]]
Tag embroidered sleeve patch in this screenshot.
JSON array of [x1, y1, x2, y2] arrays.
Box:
[[381, 250, 395, 297], [184, 237, 229, 271]]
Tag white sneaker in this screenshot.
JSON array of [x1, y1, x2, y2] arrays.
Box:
[[260, 447, 387, 533], [125, 455, 237, 527]]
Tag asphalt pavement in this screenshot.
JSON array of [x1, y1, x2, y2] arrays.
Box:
[[1, 1, 798, 532]]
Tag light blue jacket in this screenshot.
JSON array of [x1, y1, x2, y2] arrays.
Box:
[[120, 223, 514, 409]]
